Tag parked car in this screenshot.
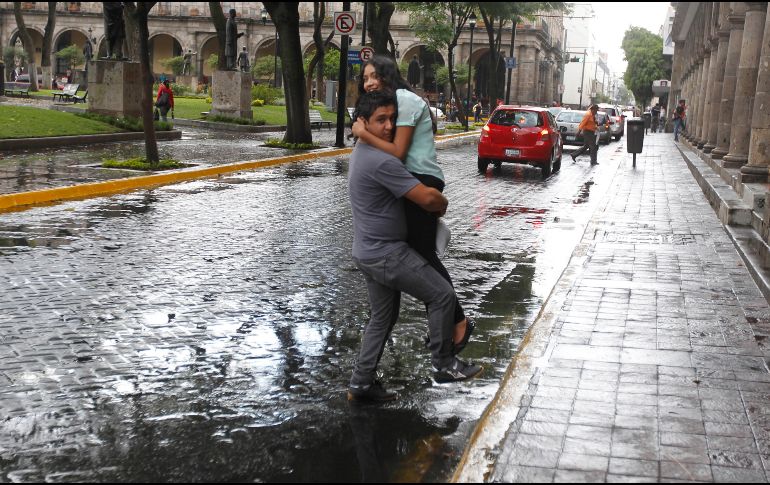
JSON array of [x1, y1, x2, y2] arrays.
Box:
[[556, 109, 612, 146], [478, 105, 563, 178], [547, 106, 564, 118], [597, 103, 625, 140]]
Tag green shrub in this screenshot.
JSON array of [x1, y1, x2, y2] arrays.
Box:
[[205, 97, 212, 104], [207, 114, 266, 126], [170, 83, 189, 96], [102, 157, 186, 171], [160, 56, 185, 75], [264, 138, 320, 150], [251, 84, 282, 104], [75, 112, 173, 131]]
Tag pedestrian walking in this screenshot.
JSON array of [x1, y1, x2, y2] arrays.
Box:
[[673, 99, 686, 142], [155, 79, 174, 122], [651, 103, 661, 133], [571, 104, 600, 165], [473, 101, 482, 123], [352, 55, 475, 357], [347, 91, 483, 402]]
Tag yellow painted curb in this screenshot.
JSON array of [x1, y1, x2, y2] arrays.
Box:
[[0, 132, 478, 213]]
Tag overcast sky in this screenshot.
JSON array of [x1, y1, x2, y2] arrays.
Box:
[[589, 2, 671, 76]]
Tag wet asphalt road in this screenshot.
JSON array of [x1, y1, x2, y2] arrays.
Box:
[[0, 140, 626, 482]]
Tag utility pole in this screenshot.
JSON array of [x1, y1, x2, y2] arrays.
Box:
[[335, 1, 351, 147], [505, 21, 517, 104], [579, 48, 587, 108]]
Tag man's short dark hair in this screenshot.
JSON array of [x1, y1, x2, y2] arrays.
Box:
[[353, 91, 396, 121]]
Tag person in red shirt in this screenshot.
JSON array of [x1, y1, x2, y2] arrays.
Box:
[[571, 104, 600, 165], [155, 79, 174, 122]]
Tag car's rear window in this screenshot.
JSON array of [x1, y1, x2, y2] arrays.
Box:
[[556, 111, 583, 123], [490, 110, 541, 127], [600, 108, 617, 117]]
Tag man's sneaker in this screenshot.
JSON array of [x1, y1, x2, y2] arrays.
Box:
[[434, 358, 483, 383], [571, 153, 578, 163], [347, 380, 398, 403]]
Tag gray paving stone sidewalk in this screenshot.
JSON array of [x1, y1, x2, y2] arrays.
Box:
[[469, 133, 770, 483]]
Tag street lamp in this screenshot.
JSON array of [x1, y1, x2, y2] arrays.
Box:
[[261, 8, 278, 88], [465, 12, 476, 132]]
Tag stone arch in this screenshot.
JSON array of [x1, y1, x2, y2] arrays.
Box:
[[471, 48, 505, 102], [401, 44, 445, 94], [148, 32, 183, 76], [8, 27, 45, 66], [51, 28, 90, 75], [198, 34, 220, 80]]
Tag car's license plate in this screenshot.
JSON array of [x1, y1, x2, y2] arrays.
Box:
[[566, 136, 576, 141], [505, 149, 520, 157]]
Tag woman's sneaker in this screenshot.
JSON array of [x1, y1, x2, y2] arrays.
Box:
[[433, 358, 483, 383], [347, 380, 398, 403]]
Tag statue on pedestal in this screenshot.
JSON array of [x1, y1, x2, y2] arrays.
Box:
[[182, 49, 197, 75], [238, 46, 250, 73], [407, 55, 422, 88], [103, 2, 126, 60], [225, 8, 245, 70]]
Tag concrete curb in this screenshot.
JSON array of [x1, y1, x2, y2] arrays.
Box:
[[0, 132, 478, 213], [0, 130, 183, 151]]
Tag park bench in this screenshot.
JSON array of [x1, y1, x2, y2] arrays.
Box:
[[4, 82, 30, 97], [51, 83, 80, 102], [72, 90, 88, 104], [309, 110, 332, 130]]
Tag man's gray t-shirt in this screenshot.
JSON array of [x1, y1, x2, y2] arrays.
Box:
[[348, 142, 420, 260]]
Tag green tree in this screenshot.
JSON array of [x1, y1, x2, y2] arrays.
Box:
[[13, 2, 38, 91], [366, 3, 396, 55], [263, 2, 311, 144], [206, 53, 219, 71], [252, 55, 282, 83], [398, 2, 476, 125], [621, 27, 666, 109], [41, 2, 57, 89], [159, 55, 185, 75], [2, 46, 27, 80], [55, 44, 85, 70]]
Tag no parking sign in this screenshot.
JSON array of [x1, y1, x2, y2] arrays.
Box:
[[334, 12, 356, 36]]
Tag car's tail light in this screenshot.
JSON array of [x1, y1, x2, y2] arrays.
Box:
[[540, 129, 550, 139]]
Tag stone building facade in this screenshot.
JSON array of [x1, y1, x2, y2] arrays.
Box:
[[671, 2, 770, 254], [0, 2, 562, 105]]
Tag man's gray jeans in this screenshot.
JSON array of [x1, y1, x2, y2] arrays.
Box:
[[350, 244, 456, 388]]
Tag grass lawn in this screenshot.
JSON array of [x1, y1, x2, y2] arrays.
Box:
[[0, 105, 124, 139], [171, 97, 338, 125]]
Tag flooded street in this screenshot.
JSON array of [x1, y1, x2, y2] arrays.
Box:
[[0, 141, 625, 482]]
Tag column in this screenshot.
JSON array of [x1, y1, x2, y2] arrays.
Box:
[[533, 49, 541, 104], [740, 2, 770, 182], [705, 9, 731, 152], [713, 3, 748, 158], [696, 52, 711, 147], [724, 2, 767, 167], [544, 58, 554, 105], [687, 61, 703, 141]]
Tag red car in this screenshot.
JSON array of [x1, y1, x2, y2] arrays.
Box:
[[478, 105, 563, 178]]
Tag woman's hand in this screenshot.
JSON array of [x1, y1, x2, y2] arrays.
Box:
[[351, 117, 367, 138]]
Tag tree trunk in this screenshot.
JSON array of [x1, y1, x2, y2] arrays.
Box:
[[366, 3, 395, 55], [209, 2, 227, 70], [41, 2, 56, 89], [265, 2, 311, 144], [305, 2, 326, 100], [123, 6, 141, 60], [13, 2, 38, 92], [125, 2, 159, 164], [448, 40, 467, 126]]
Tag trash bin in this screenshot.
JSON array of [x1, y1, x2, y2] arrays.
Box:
[[642, 111, 651, 130], [627, 117, 645, 168]]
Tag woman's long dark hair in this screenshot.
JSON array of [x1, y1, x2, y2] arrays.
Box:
[[357, 55, 413, 95], [355, 54, 436, 133]]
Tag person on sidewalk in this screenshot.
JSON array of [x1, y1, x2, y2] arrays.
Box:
[[651, 103, 661, 133], [155, 79, 174, 122], [571, 104, 599, 165], [352, 55, 475, 358], [347, 91, 482, 403], [673, 99, 686, 142]]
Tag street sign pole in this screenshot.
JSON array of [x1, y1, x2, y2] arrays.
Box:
[[335, 3, 352, 147]]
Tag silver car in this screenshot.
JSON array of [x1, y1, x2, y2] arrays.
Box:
[[556, 109, 611, 145], [597, 103, 624, 140]]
